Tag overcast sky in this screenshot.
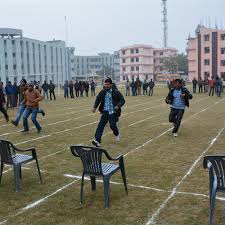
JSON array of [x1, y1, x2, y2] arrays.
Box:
[[1, 0, 225, 55]]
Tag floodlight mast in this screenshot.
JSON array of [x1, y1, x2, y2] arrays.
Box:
[[162, 0, 168, 48]]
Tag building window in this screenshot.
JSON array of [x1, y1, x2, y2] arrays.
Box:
[[13, 53, 16, 58], [131, 49, 134, 54], [13, 65, 16, 70], [204, 59, 210, 65], [204, 35, 210, 41], [221, 34, 225, 40], [122, 67, 126, 72], [122, 50, 126, 55], [4, 53, 7, 58], [131, 58, 134, 62], [12, 40, 15, 45], [131, 67, 135, 71], [136, 66, 139, 71], [136, 49, 139, 53], [136, 58, 139, 62], [5, 65, 8, 70], [122, 58, 126, 63], [204, 47, 210, 54], [221, 72, 225, 79], [221, 48, 225, 54], [123, 76, 126, 81], [221, 60, 225, 66], [160, 52, 163, 56]]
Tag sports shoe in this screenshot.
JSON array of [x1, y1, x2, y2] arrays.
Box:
[[92, 140, 100, 147], [11, 120, 18, 127], [37, 128, 43, 134], [173, 133, 178, 137], [116, 134, 121, 142], [40, 110, 45, 117]]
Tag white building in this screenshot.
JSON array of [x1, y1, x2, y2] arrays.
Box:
[[0, 28, 74, 84]]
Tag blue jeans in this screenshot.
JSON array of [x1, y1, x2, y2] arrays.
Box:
[[43, 90, 49, 100], [215, 86, 221, 97], [64, 89, 69, 98], [95, 112, 119, 143], [15, 103, 26, 124], [23, 108, 42, 131]]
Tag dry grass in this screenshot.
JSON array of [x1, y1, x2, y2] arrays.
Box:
[[0, 86, 225, 225]]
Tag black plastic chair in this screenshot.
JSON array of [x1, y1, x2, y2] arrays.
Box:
[[0, 139, 42, 192], [203, 155, 225, 225], [70, 145, 128, 208]]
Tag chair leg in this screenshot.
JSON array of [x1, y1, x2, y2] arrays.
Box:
[[0, 162, 4, 184], [90, 176, 96, 191], [35, 159, 43, 184], [14, 165, 21, 192], [80, 174, 85, 204], [209, 188, 217, 225], [19, 165, 22, 179], [103, 177, 110, 208], [120, 159, 128, 195]]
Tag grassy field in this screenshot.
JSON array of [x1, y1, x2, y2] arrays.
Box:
[[0, 86, 225, 225]]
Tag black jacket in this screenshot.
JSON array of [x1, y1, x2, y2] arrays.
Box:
[[165, 87, 193, 107], [93, 88, 125, 117]]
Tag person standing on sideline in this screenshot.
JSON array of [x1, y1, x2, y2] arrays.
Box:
[[130, 79, 136, 96], [5, 81, 14, 109], [142, 79, 148, 96], [215, 76, 221, 97], [0, 87, 9, 122], [192, 78, 197, 93], [85, 81, 89, 97], [136, 77, 142, 96], [125, 78, 131, 96], [64, 80, 69, 98], [92, 77, 125, 147], [49, 80, 56, 100], [90, 80, 96, 97], [166, 79, 193, 137], [69, 80, 74, 98], [42, 80, 49, 100], [198, 77, 203, 93], [209, 77, 215, 96], [203, 77, 209, 93], [74, 80, 80, 97], [149, 79, 155, 96], [22, 84, 43, 133]]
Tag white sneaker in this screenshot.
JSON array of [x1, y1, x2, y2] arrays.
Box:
[[116, 134, 121, 142], [92, 140, 101, 147], [173, 133, 178, 137]]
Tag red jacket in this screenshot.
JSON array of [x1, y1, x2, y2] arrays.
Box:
[[209, 80, 215, 87]]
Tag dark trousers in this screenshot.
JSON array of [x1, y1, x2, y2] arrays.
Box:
[[143, 89, 147, 96], [199, 85, 203, 93], [193, 86, 196, 93], [209, 87, 214, 96], [95, 112, 119, 143], [131, 88, 136, 96], [91, 89, 95, 97], [75, 90, 79, 97], [215, 86, 221, 97], [6, 95, 13, 109], [64, 89, 69, 98], [0, 107, 9, 121], [50, 90, 56, 100], [69, 89, 74, 98], [204, 85, 208, 93], [85, 91, 89, 97], [149, 88, 154, 96], [169, 108, 184, 133]]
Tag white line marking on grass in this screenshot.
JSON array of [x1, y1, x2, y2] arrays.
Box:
[[145, 125, 225, 225], [0, 180, 79, 225]]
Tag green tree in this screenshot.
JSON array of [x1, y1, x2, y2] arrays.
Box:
[[164, 56, 178, 73]]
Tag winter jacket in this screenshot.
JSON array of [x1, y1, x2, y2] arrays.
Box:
[[93, 88, 125, 117], [165, 87, 193, 108]]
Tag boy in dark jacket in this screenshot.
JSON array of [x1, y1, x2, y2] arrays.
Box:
[[166, 79, 193, 137], [92, 77, 125, 147]]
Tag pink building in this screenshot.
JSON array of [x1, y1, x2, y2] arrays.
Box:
[[120, 45, 154, 81], [153, 48, 178, 74], [120, 44, 178, 81], [187, 25, 225, 81]]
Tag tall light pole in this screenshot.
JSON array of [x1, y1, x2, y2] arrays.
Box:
[[162, 0, 168, 48]]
